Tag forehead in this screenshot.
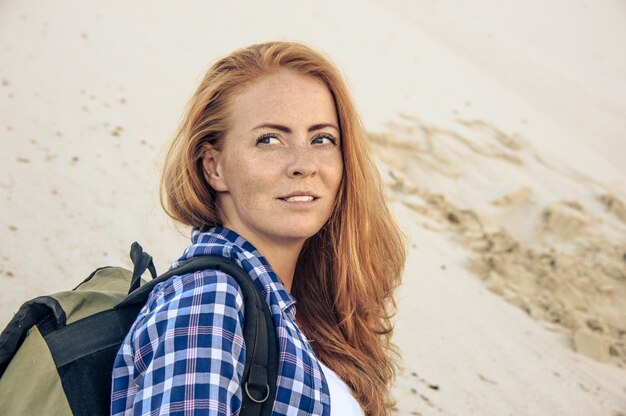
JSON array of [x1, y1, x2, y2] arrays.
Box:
[[227, 69, 338, 129]]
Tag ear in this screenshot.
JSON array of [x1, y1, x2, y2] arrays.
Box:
[[201, 143, 228, 192]]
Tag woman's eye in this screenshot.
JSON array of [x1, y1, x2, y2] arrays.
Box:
[[311, 134, 338, 145], [256, 134, 280, 145]]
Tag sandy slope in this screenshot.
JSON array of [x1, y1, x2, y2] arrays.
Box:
[[1, 0, 625, 414], [378, 123, 626, 414], [392, 203, 626, 415], [373, 114, 626, 367]]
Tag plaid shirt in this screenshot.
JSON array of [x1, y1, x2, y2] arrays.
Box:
[[111, 227, 331, 415]]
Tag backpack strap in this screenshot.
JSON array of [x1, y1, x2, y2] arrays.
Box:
[[128, 242, 157, 293], [119, 255, 278, 416]]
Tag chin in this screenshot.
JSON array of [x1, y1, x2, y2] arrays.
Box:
[[274, 221, 326, 242]]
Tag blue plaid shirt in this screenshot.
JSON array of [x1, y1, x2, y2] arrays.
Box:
[[111, 227, 331, 415]]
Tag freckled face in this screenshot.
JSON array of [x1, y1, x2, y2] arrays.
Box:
[[204, 69, 343, 248]]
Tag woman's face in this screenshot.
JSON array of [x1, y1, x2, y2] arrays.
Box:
[[203, 69, 343, 248]]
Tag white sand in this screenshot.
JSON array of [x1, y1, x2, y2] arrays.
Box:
[[1, 1, 625, 414]]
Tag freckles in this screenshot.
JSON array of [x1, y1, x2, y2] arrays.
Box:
[[318, 154, 341, 180], [233, 163, 274, 204]]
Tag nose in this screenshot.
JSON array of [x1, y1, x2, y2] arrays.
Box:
[[287, 145, 317, 178]]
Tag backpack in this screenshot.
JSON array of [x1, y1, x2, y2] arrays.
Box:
[[0, 243, 278, 415]]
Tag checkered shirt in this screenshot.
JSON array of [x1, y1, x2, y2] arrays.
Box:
[[111, 227, 331, 415]]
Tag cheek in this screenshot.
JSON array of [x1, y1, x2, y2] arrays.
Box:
[[224, 156, 276, 202], [329, 155, 344, 193]]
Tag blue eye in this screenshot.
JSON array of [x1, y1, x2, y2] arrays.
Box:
[[311, 133, 338, 145], [256, 134, 280, 145]]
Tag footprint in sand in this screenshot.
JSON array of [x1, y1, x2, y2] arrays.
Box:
[[111, 125, 124, 137], [599, 193, 626, 224], [538, 200, 593, 241]]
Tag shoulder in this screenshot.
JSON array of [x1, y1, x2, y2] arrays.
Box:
[[151, 268, 244, 310], [131, 268, 247, 339], [118, 267, 250, 401]]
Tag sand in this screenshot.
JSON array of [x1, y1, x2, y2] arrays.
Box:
[[372, 114, 626, 368], [1, 0, 625, 414], [374, 116, 626, 414]]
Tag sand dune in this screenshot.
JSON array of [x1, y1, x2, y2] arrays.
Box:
[[373, 116, 626, 368]]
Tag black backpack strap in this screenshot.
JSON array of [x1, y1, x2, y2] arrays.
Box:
[[128, 242, 157, 293], [119, 256, 278, 416], [215, 259, 277, 416]]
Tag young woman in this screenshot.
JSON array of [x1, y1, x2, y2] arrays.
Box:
[[111, 41, 405, 416]]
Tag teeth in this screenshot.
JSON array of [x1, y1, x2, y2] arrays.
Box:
[[284, 196, 314, 202]]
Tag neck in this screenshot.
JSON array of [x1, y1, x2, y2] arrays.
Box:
[[229, 230, 304, 292], [256, 241, 303, 292]]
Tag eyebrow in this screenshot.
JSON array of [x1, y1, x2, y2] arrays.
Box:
[[251, 123, 340, 134]]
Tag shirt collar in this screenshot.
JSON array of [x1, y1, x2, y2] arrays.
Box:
[[172, 226, 296, 313]]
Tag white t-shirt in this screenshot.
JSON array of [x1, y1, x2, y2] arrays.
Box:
[[319, 361, 365, 415]]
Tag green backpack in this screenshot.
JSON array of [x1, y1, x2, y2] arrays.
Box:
[[0, 243, 278, 415]]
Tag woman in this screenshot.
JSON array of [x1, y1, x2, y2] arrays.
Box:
[[111, 41, 405, 416]]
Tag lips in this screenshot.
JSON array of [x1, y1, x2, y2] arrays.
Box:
[[284, 195, 314, 202], [278, 191, 320, 202]]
